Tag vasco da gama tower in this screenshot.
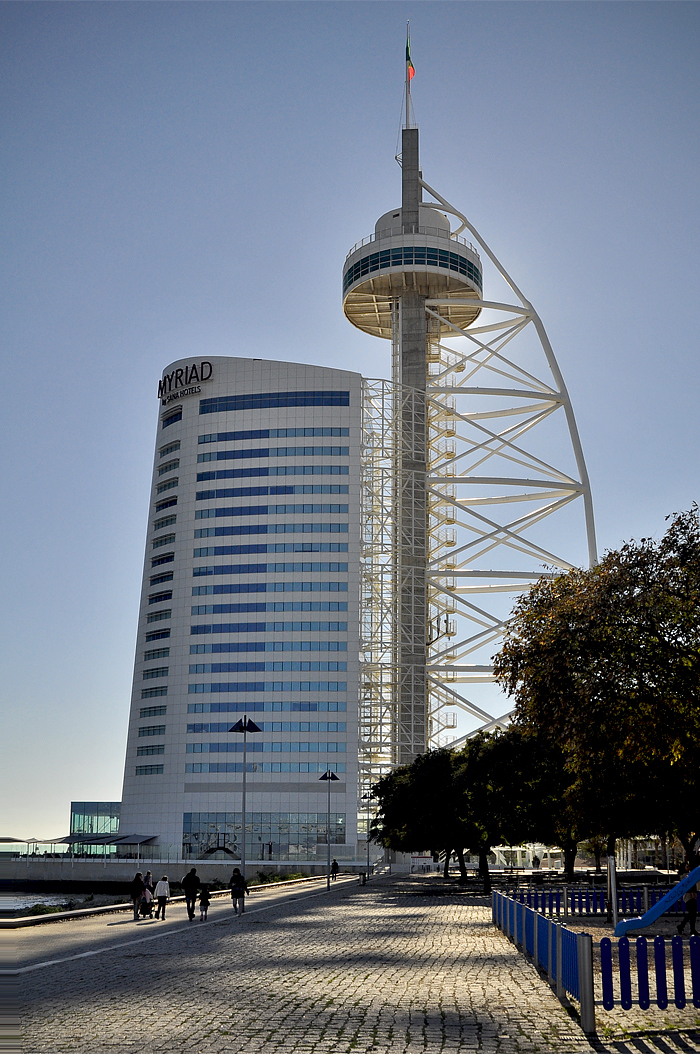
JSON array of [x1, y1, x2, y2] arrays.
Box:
[[118, 57, 595, 864]]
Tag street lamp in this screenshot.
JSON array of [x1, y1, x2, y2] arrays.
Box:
[[318, 770, 341, 890], [362, 793, 376, 880], [229, 715, 262, 881]]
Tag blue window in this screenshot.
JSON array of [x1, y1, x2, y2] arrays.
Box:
[[193, 543, 347, 557], [149, 591, 173, 605], [155, 497, 177, 513], [185, 762, 345, 773], [189, 681, 346, 694], [137, 745, 165, 756], [193, 561, 348, 577], [153, 533, 176, 549], [152, 553, 175, 567], [186, 742, 346, 754], [199, 427, 349, 444], [139, 724, 166, 736], [153, 515, 176, 531], [143, 666, 168, 680], [159, 441, 180, 458], [192, 582, 348, 597], [200, 391, 350, 415], [156, 478, 178, 494], [191, 602, 348, 614], [145, 628, 171, 641], [146, 610, 171, 623], [187, 701, 346, 713], [188, 661, 346, 673], [144, 647, 169, 661], [149, 572, 173, 586], [187, 721, 346, 733], [195, 503, 348, 519], [162, 410, 182, 428], [191, 642, 347, 655], [195, 524, 349, 538], [140, 705, 167, 718], [141, 686, 168, 699], [197, 446, 349, 464], [136, 765, 164, 775], [158, 459, 180, 476]]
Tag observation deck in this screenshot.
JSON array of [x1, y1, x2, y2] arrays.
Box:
[[343, 206, 483, 339]]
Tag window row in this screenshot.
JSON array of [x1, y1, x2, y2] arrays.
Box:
[[187, 742, 346, 753], [193, 543, 347, 556], [193, 560, 348, 577], [144, 647, 170, 661], [136, 765, 164, 775], [194, 523, 349, 538], [146, 610, 171, 624], [195, 480, 349, 496], [191, 620, 347, 634], [153, 532, 176, 549], [188, 701, 346, 713], [159, 440, 180, 458], [149, 572, 173, 586], [188, 661, 347, 673], [190, 642, 346, 655], [196, 503, 348, 519], [189, 681, 347, 694], [139, 724, 166, 737], [153, 515, 176, 532], [156, 477, 178, 495], [137, 745, 164, 756], [343, 246, 483, 294], [190, 465, 348, 483], [191, 602, 348, 614], [143, 666, 168, 680], [185, 762, 346, 773], [141, 686, 168, 699], [192, 582, 348, 596], [140, 705, 167, 718], [145, 628, 171, 641], [162, 410, 181, 429], [199, 391, 349, 415], [198, 446, 349, 464], [149, 590, 172, 605], [151, 552, 174, 567], [158, 459, 180, 475], [155, 496, 177, 513], [199, 427, 349, 444], [187, 721, 346, 733]]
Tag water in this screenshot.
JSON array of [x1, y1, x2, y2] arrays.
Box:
[[1, 893, 69, 911]]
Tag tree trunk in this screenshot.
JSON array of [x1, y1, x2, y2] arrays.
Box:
[[594, 844, 602, 873], [443, 849, 451, 880], [478, 848, 491, 893], [563, 843, 577, 882], [606, 833, 616, 857], [455, 847, 469, 883], [676, 831, 700, 869]]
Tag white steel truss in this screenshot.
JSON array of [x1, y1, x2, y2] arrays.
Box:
[[421, 179, 597, 746]]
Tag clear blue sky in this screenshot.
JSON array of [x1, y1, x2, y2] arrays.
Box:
[[2, 2, 698, 838]]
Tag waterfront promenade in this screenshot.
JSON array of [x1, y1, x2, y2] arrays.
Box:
[[10, 875, 700, 1054]]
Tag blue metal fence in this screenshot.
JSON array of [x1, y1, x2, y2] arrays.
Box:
[[600, 934, 700, 1011], [506, 885, 685, 917]]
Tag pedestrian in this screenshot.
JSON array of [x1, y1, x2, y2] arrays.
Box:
[[143, 871, 154, 897], [331, 859, 339, 881], [199, 884, 211, 921], [129, 871, 145, 922], [229, 867, 249, 915], [154, 875, 170, 920], [677, 882, 698, 936], [181, 867, 200, 921], [140, 885, 154, 918]]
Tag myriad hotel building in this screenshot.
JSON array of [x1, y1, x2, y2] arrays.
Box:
[[118, 358, 361, 864]]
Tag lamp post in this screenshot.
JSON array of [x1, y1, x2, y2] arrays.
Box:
[[362, 794, 375, 880], [318, 770, 340, 890], [229, 715, 262, 881]]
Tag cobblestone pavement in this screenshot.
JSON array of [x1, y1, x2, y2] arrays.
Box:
[[12, 877, 700, 1054]]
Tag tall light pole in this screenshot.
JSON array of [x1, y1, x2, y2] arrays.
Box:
[[229, 716, 262, 881], [362, 794, 375, 880], [318, 770, 340, 890]]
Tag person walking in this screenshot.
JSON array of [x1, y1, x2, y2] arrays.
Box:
[[129, 871, 145, 922], [154, 875, 170, 920], [677, 883, 698, 936], [199, 885, 211, 921], [229, 867, 249, 915], [181, 867, 200, 921], [331, 859, 339, 881]]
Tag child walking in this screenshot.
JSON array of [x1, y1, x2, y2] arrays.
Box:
[[199, 884, 211, 921]]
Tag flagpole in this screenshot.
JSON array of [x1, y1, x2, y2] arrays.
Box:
[[405, 21, 411, 128]]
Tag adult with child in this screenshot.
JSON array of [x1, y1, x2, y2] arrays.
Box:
[[154, 875, 170, 920], [228, 868, 249, 915], [129, 871, 145, 922], [181, 867, 200, 921]]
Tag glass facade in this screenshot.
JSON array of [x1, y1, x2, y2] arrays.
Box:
[[70, 801, 121, 855], [182, 811, 346, 860]]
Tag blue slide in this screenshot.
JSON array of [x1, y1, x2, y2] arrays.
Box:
[[614, 865, 700, 937]]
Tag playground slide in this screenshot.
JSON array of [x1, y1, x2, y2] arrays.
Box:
[[614, 865, 700, 937]]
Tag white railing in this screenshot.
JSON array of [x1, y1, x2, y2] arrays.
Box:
[[345, 226, 480, 262]]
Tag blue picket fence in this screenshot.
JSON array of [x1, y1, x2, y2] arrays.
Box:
[[600, 934, 700, 1010], [506, 885, 685, 917]]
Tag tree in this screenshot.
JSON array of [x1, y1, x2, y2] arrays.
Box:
[[493, 507, 700, 857]]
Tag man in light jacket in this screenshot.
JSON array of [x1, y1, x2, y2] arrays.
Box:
[[154, 875, 170, 920]]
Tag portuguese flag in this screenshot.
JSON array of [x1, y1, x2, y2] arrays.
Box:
[[406, 32, 415, 81]]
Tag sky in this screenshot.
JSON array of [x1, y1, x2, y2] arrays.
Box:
[[1, 1, 698, 839]]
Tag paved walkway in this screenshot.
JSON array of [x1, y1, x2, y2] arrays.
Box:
[[11, 876, 700, 1054]]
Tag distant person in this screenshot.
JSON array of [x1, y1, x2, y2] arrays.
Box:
[[331, 859, 339, 881], [532, 855, 541, 870], [677, 871, 698, 936], [143, 871, 154, 896], [229, 868, 249, 915], [181, 867, 200, 921], [154, 875, 170, 920], [140, 885, 154, 919], [129, 872, 145, 922], [199, 885, 211, 922]]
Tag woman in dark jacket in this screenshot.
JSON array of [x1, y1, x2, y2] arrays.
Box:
[[129, 872, 145, 922]]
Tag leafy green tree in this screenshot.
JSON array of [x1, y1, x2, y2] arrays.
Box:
[[494, 507, 700, 858]]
